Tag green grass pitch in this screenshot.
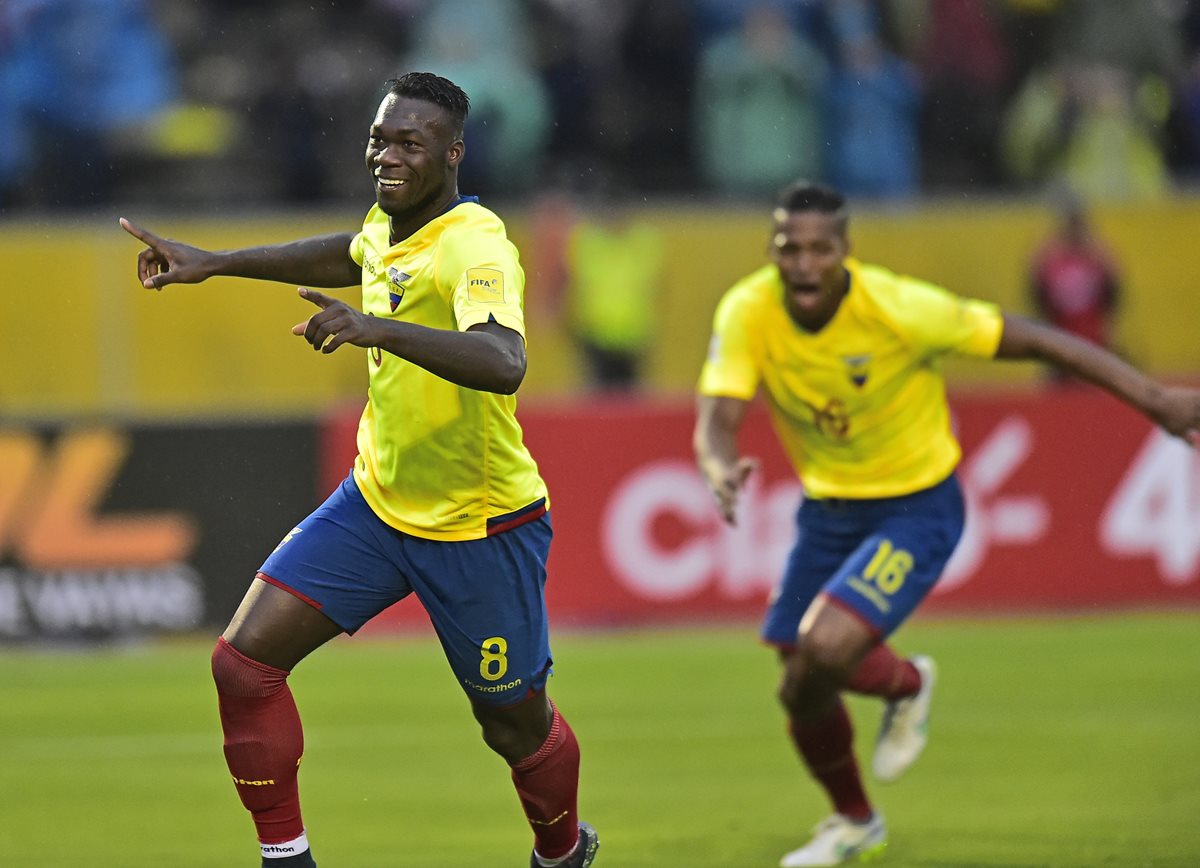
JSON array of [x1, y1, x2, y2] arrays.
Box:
[[2, 612, 1198, 867]]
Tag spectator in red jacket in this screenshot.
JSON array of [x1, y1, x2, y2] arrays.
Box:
[[1029, 193, 1122, 375]]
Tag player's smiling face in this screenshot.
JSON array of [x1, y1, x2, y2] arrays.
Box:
[[770, 209, 850, 332], [365, 94, 464, 222]]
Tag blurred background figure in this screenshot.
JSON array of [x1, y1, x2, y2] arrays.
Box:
[[911, 0, 1013, 191], [693, 1, 829, 197], [563, 195, 664, 393], [824, 29, 921, 199], [0, 0, 177, 209], [1004, 60, 1173, 201], [1002, 0, 1181, 200], [1028, 189, 1122, 382], [1165, 6, 1200, 180]]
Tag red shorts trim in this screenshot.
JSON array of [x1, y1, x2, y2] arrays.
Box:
[[821, 593, 885, 640], [255, 571, 324, 611], [486, 499, 548, 536]]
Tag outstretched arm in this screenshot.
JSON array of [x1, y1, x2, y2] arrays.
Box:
[[694, 394, 758, 525], [120, 218, 361, 290], [996, 313, 1200, 442], [292, 288, 527, 394]]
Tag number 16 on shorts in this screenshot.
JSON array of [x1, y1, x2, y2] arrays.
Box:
[[844, 538, 915, 617]]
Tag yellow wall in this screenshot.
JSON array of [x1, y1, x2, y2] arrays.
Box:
[[2, 217, 366, 417], [3, 199, 1198, 418]]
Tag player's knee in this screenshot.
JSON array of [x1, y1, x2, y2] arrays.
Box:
[[777, 645, 845, 715], [211, 637, 288, 698], [798, 631, 859, 680], [476, 712, 541, 763], [473, 693, 553, 763]]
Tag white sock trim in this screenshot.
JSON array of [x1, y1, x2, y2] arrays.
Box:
[[533, 837, 578, 867], [261, 830, 309, 859]]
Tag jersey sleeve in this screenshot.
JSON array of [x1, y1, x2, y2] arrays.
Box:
[[349, 231, 365, 266], [885, 274, 1004, 359], [441, 227, 527, 337], [697, 288, 760, 400]]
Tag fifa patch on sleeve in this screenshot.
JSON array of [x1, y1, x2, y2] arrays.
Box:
[[466, 268, 506, 304]]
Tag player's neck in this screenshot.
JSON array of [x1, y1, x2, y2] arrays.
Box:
[[387, 187, 462, 245]]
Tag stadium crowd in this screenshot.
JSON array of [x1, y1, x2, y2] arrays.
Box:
[[4, 0, 1200, 211]]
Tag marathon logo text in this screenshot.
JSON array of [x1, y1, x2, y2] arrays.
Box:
[[462, 676, 523, 694]]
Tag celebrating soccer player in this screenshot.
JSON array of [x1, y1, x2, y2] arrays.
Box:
[[121, 73, 599, 868], [693, 181, 1200, 868]]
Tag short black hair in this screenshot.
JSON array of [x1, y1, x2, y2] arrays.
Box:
[[383, 72, 470, 135], [774, 181, 849, 232], [775, 181, 847, 215]]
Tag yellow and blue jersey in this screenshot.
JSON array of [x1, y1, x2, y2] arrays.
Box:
[[348, 200, 548, 540], [699, 257, 1003, 499]]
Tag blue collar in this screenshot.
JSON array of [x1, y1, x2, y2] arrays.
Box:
[[444, 194, 480, 213]]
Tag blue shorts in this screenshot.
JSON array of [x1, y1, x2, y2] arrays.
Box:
[[762, 473, 965, 645], [259, 475, 554, 707]]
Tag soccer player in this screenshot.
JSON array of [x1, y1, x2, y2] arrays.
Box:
[[120, 73, 599, 868], [693, 182, 1200, 868]]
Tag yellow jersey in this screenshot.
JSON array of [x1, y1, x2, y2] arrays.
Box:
[[348, 200, 548, 540], [699, 257, 1003, 499]]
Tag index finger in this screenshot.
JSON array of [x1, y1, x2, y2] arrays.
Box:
[[119, 217, 162, 246], [298, 287, 336, 309]]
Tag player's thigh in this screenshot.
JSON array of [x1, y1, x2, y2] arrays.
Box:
[[824, 478, 965, 637], [761, 500, 865, 648], [405, 514, 554, 708], [257, 475, 415, 634], [223, 578, 344, 670]]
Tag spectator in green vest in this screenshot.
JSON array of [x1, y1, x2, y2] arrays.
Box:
[[566, 206, 665, 392], [693, 2, 828, 197]]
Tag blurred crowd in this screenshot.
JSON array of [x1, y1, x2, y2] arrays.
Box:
[[4, 0, 1200, 211]]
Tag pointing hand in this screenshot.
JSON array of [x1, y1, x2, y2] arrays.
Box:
[[120, 217, 219, 290]]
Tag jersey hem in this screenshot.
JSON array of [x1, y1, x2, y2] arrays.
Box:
[[801, 461, 959, 501], [353, 466, 549, 541]]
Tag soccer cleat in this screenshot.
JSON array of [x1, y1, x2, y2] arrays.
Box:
[[779, 813, 887, 867], [872, 654, 937, 783], [530, 821, 599, 868]]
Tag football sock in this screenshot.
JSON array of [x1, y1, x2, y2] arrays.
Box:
[[212, 637, 307, 847], [846, 642, 921, 700], [510, 704, 581, 861], [788, 700, 872, 820], [260, 831, 310, 861], [260, 836, 316, 866]]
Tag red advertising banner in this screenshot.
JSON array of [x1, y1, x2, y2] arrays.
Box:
[[318, 390, 1200, 634]]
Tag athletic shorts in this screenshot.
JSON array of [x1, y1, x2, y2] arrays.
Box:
[[761, 472, 965, 645], [258, 474, 554, 707]]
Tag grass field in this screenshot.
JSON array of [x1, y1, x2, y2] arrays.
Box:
[[2, 612, 1198, 867]]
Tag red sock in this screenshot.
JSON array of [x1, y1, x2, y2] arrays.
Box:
[[211, 637, 306, 845], [788, 700, 872, 820], [510, 704, 581, 860], [846, 643, 920, 700]]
